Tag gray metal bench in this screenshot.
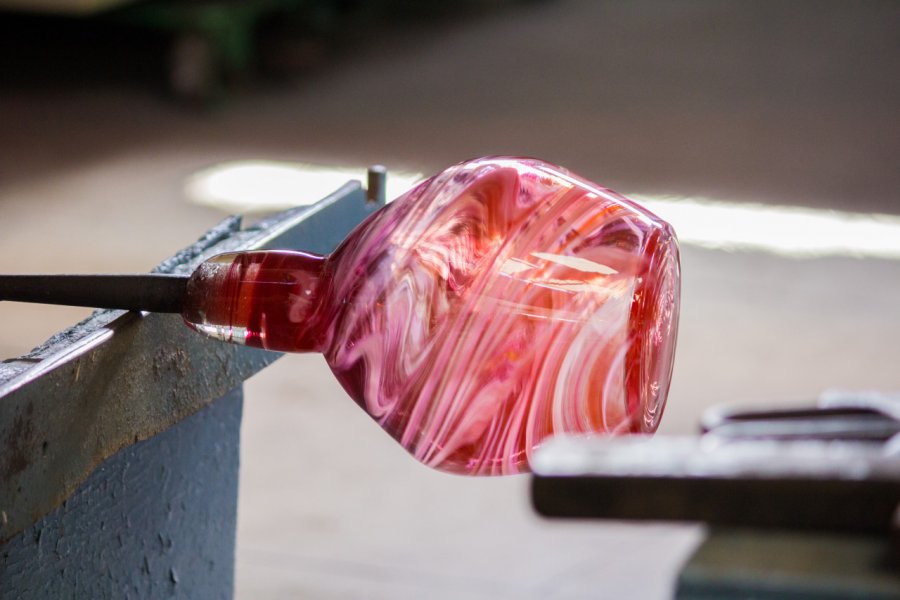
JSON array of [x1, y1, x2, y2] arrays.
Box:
[[0, 179, 379, 598]]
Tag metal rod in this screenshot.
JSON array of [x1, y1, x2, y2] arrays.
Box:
[[0, 274, 189, 313], [366, 165, 387, 205]]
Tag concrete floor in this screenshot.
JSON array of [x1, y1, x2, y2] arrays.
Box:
[[1, 1, 899, 597]]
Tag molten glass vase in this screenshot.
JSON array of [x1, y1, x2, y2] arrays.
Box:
[[183, 157, 681, 475]]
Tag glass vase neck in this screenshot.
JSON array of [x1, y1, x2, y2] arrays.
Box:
[[182, 250, 329, 353]]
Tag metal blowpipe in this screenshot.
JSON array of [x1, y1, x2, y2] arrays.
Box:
[[0, 273, 189, 313]]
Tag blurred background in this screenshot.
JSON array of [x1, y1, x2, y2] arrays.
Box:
[[1, 1, 899, 597]]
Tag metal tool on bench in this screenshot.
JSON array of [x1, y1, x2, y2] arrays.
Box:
[[531, 391, 900, 598]]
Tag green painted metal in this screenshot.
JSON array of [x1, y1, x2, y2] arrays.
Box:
[[676, 529, 900, 600], [111, 0, 310, 88]]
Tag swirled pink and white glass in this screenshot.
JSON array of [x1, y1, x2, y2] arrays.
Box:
[[183, 157, 681, 475]]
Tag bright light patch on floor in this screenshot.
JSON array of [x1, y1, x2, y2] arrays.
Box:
[[635, 196, 900, 261], [184, 161, 423, 214], [185, 161, 900, 261]]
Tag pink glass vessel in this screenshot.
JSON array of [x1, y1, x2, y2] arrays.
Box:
[[183, 157, 680, 475]]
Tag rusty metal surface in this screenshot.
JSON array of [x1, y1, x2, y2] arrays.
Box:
[[0, 181, 377, 542]]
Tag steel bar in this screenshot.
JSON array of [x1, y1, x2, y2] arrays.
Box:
[[0, 273, 189, 313]]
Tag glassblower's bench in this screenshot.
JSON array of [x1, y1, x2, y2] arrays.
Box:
[[0, 177, 381, 597]]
